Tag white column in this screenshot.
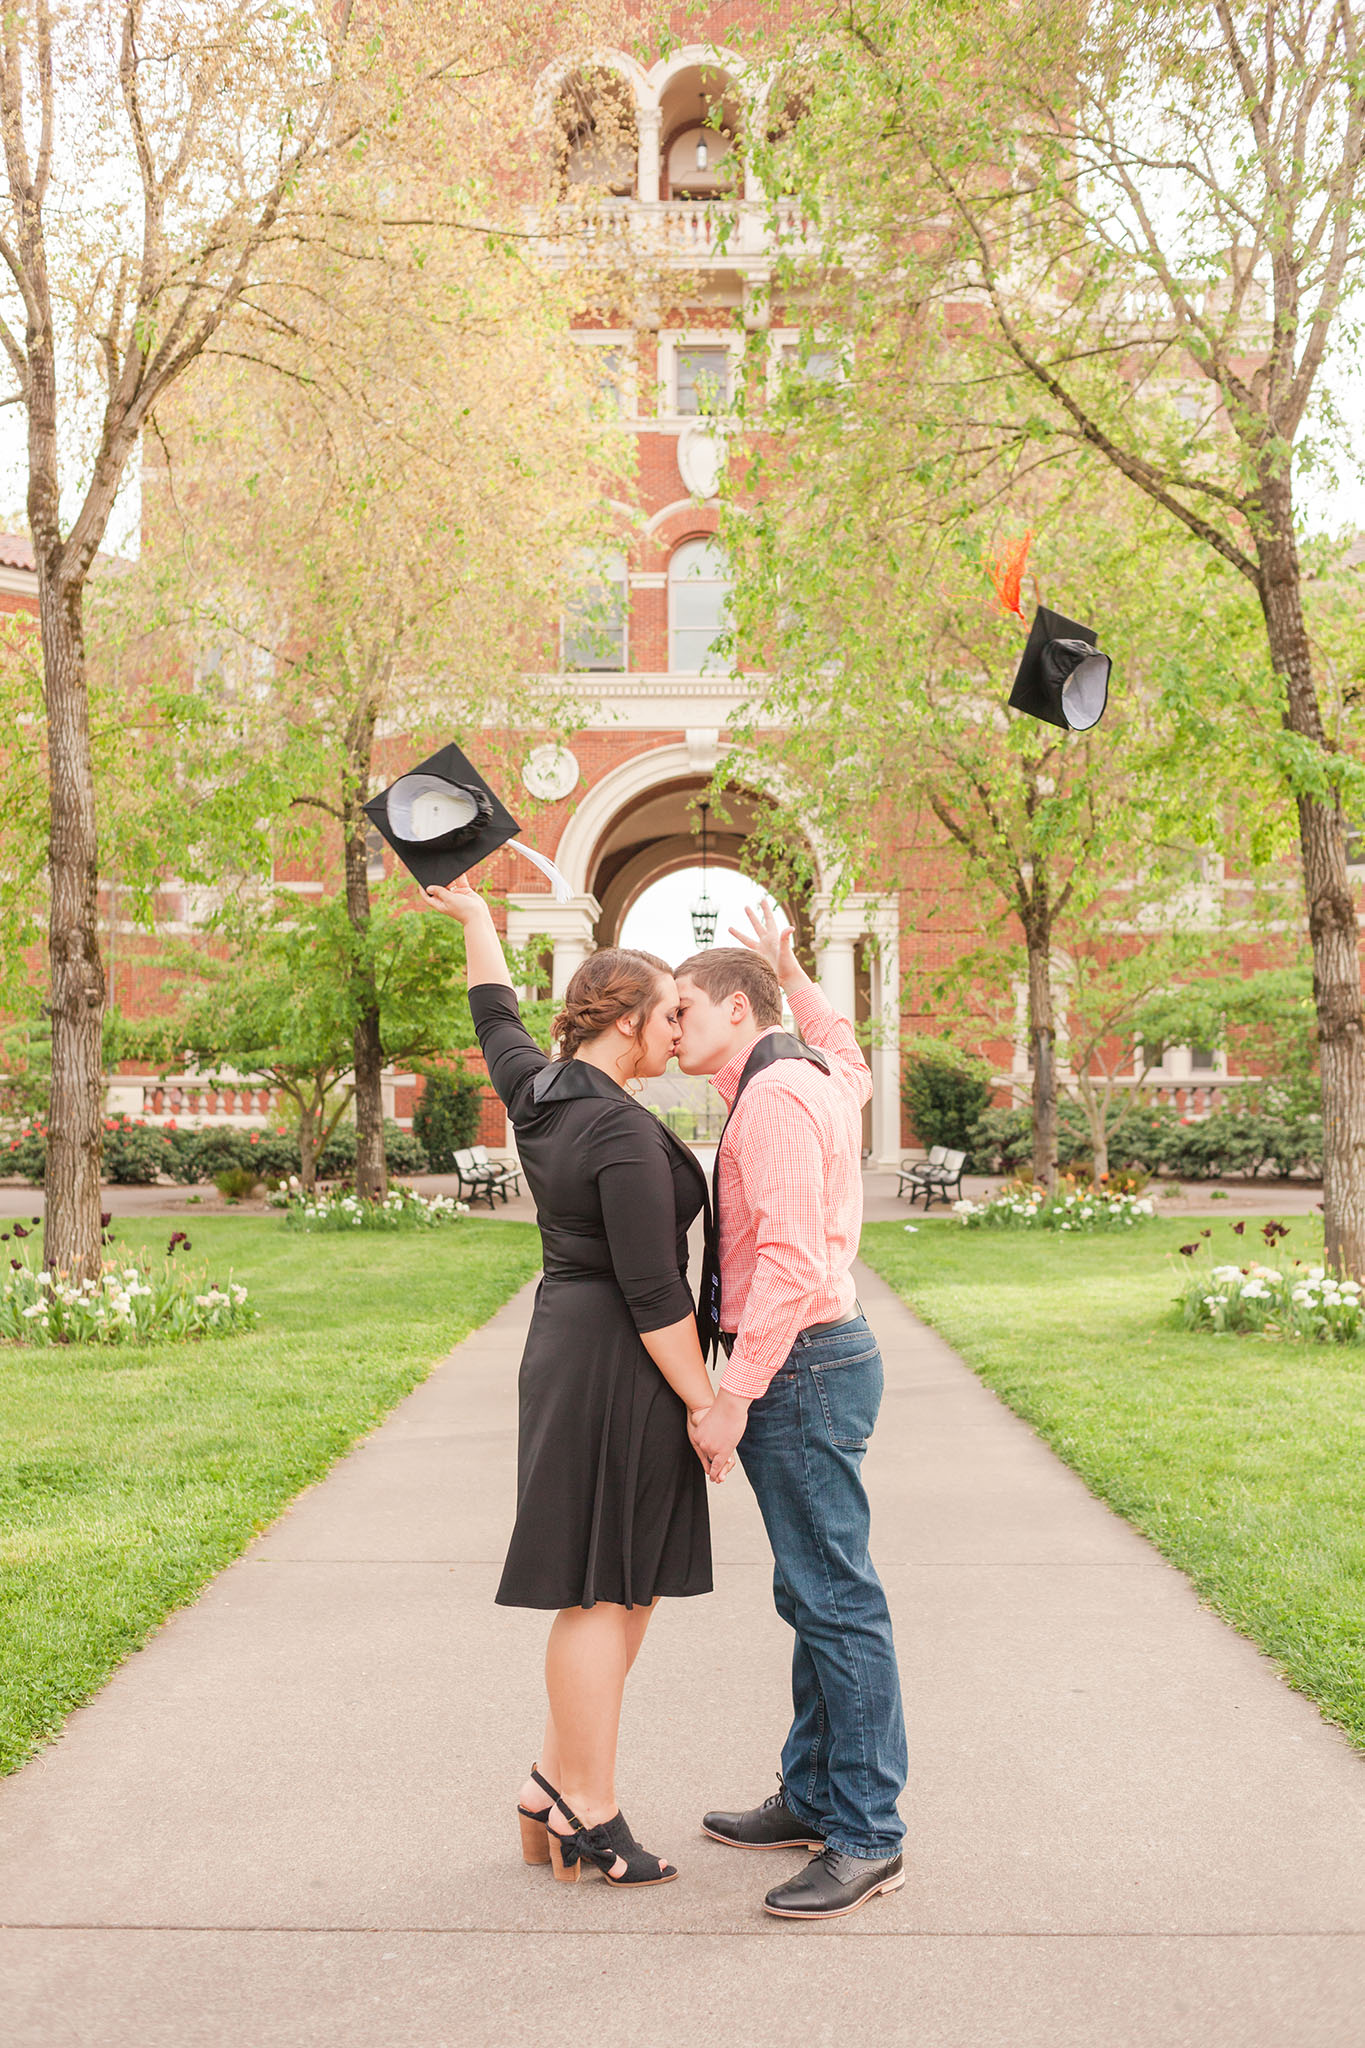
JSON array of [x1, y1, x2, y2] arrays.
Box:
[[505, 893, 601, 999], [814, 893, 903, 1169], [816, 933, 857, 1018], [637, 107, 661, 204], [812, 894, 865, 1019], [868, 910, 902, 1169]]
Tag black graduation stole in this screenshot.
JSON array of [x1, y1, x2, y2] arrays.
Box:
[[697, 1031, 831, 1361]]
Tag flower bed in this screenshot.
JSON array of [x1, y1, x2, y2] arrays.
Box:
[[1178, 1260, 1365, 1343], [952, 1181, 1157, 1231], [270, 1182, 469, 1231], [0, 1253, 257, 1346]]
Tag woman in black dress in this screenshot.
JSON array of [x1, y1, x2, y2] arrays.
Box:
[[424, 877, 722, 1888]]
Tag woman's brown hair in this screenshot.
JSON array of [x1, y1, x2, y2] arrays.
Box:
[[552, 947, 673, 1062]]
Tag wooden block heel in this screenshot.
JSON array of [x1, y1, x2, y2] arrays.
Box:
[[547, 1829, 579, 1883], [518, 1809, 552, 1866]]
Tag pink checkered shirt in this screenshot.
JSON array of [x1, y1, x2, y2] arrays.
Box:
[[712, 980, 872, 1401]]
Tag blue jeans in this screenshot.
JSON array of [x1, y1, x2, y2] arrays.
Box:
[[737, 1315, 907, 1859]]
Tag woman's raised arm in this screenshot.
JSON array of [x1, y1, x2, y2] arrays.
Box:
[[423, 877, 513, 989]]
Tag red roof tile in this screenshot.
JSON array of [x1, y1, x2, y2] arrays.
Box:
[[0, 533, 35, 570]]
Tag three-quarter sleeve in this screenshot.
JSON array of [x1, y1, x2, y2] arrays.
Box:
[[469, 984, 549, 1119], [593, 1109, 696, 1334]]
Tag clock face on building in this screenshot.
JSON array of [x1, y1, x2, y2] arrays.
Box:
[[521, 744, 580, 803]]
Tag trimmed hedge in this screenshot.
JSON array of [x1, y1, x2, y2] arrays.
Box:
[[3, 1117, 429, 1187], [966, 1102, 1323, 1181]]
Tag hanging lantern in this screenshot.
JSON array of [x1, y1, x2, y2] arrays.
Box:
[[689, 801, 719, 947], [695, 134, 709, 172]]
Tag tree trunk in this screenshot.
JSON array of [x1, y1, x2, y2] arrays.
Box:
[[1090, 1104, 1109, 1183], [40, 575, 106, 1279], [1023, 889, 1058, 1194], [343, 698, 386, 1202], [1258, 486, 1365, 1275], [298, 1102, 320, 1195]]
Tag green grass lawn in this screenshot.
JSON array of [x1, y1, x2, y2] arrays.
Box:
[[860, 1214, 1365, 1750], [0, 1215, 540, 1775]]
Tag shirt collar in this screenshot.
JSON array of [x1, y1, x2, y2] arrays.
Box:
[[712, 1026, 782, 1108]]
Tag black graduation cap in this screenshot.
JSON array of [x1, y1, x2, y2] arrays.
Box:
[[363, 742, 575, 900], [1008, 605, 1111, 732]]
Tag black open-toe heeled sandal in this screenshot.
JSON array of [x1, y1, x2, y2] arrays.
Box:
[[516, 1764, 553, 1866], [539, 1778, 678, 1888]]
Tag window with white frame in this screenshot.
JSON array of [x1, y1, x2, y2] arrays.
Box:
[[669, 539, 731, 673], [574, 335, 630, 417], [675, 343, 730, 416], [563, 552, 628, 672], [776, 339, 842, 385]]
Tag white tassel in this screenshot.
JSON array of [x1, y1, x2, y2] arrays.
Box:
[[510, 840, 574, 903]]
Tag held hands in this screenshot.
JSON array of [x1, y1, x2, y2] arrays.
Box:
[[690, 1388, 750, 1481], [423, 876, 491, 926], [689, 1405, 738, 1485], [729, 899, 806, 992]]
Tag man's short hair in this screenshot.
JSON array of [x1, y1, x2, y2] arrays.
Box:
[[673, 947, 783, 1028]]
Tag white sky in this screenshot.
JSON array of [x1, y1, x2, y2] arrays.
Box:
[[619, 865, 788, 969]]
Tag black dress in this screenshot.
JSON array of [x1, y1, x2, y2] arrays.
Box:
[[471, 984, 713, 1611]]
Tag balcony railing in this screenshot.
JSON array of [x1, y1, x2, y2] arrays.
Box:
[[998, 1071, 1248, 1119], [105, 1073, 289, 1126], [533, 197, 823, 265]]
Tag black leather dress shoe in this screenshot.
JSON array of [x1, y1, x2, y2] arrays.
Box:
[[701, 1778, 825, 1851], [763, 1846, 905, 1919]]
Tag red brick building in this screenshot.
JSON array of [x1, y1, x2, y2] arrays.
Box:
[[13, 28, 1253, 1162]]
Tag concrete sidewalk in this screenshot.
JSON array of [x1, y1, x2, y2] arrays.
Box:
[[2, 1266, 1363, 2046]]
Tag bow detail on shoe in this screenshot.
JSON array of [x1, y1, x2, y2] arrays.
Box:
[[558, 1820, 618, 1870]]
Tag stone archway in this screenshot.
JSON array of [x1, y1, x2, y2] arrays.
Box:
[[505, 740, 902, 1165]]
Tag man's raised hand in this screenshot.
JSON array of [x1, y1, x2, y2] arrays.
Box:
[[729, 899, 801, 990]]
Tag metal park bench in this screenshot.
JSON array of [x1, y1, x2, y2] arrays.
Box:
[[452, 1146, 521, 1209], [896, 1146, 968, 1210]]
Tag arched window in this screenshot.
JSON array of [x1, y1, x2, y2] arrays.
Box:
[[563, 551, 627, 672], [554, 70, 637, 199], [669, 539, 731, 674]]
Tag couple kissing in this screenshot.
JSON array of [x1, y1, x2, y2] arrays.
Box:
[[424, 879, 906, 1922]]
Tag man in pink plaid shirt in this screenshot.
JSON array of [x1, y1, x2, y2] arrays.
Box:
[[674, 904, 907, 1922]]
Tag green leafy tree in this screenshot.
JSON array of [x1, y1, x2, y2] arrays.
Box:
[[170, 892, 482, 1192], [0, 0, 636, 1276], [746, 0, 1365, 1268], [721, 399, 1251, 1189], [120, 188, 622, 1201]]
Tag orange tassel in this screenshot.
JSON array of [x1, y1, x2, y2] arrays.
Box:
[[988, 530, 1033, 619]]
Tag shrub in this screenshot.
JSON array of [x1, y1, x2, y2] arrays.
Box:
[[101, 1115, 175, 1185], [4, 1121, 48, 1185], [181, 1127, 255, 1183], [964, 1101, 1094, 1175], [163, 1126, 207, 1183], [965, 1102, 1323, 1182], [382, 1120, 429, 1176], [316, 1122, 357, 1178], [902, 1038, 994, 1153], [214, 1166, 261, 1203], [413, 1068, 485, 1171]]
